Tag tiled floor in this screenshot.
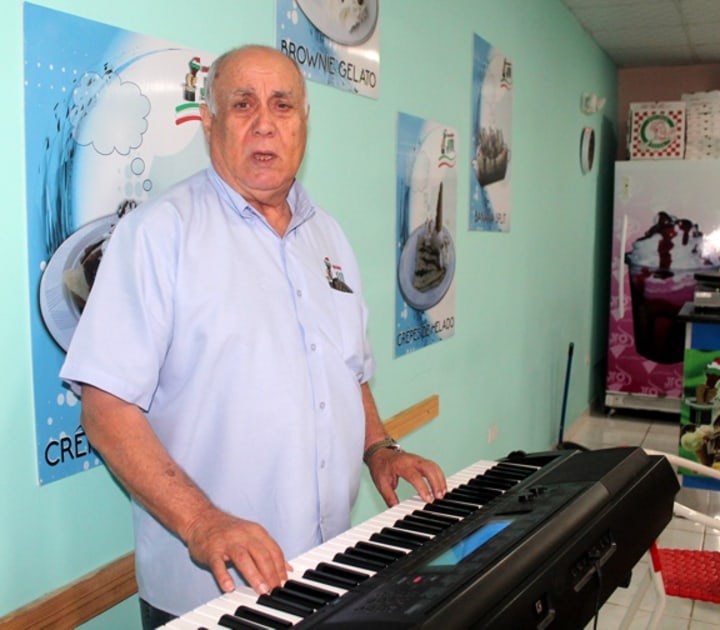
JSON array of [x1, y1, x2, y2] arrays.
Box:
[[564, 407, 720, 629]]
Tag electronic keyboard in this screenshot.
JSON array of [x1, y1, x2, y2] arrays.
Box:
[[163, 447, 679, 629]]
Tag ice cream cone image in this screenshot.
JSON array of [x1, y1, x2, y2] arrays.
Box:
[[681, 425, 714, 466]]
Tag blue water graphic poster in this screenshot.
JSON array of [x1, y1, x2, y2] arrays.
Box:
[[23, 3, 214, 484], [395, 112, 457, 358], [469, 33, 513, 232]]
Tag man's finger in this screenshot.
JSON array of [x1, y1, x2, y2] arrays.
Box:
[[208, 555, 237, 593]]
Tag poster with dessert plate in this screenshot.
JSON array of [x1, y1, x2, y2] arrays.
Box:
[[24, 3, 213, 484], [395, 112, 457, 357], [276, 0, 379, 99], [469, 33, 513, 232]]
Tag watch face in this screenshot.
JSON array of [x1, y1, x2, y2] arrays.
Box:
[[580, 127, 595, 174]]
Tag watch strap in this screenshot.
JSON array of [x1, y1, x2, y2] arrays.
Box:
[[363, 437, 402, 464]]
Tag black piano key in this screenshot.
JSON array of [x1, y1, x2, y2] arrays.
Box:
[[355, 540, 407, 560], [257, 592, 314, 617], [403, 513, 454, 531], [302, 568, 356, 590], [232, 605, 293, 629], [479, 471, 520, 488], [495, 461, 537, 478], [283, 579, 339, 603], [303, 567, 357, 589], [441, 498, 480, 512], [268, 585, 328, 610], [218, 613, 268, 630], [446, 486, 486, 502], [333, 551, 387, 572], [423, 501, 473, 518], [445, 487, 481, 500], [452, 484, 499, 502], [393, 517, 444, 535], [467, 479, 504, 496], [370, 528, 427, 550], [410, 509, 457, 527], [315, 561, 370, 584], [343, 545, 397, 565]]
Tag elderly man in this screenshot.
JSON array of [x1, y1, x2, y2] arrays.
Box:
[[60, 45, 446, 627]]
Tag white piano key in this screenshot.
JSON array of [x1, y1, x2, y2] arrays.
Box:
[[161, 614, 211, 629], [220, 589, 304, 625], [171, 606, 225, 628]]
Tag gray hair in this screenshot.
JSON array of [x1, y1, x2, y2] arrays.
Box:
[[203, 45, 308, 116]]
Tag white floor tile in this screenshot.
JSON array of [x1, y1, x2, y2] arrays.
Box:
[[692, 600, 720, 624]]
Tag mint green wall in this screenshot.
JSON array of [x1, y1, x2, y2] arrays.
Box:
[[2, 1, 616, 627]]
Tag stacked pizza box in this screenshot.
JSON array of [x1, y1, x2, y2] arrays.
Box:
[[682, 91, 720, 160], [627, 101, 686, 160]]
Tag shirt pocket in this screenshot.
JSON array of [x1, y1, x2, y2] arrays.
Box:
[[325, 283, 370, 381]]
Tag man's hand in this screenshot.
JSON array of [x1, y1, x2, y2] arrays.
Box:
[[183, 508, 291, 595], [367, 448, 447, 507]]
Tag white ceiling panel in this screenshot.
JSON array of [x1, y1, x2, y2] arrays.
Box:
[[561, 0, 720, 67]]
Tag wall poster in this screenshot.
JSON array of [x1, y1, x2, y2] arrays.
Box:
[[23, 3, 214, 484], [276, 0, 380, 99], [469, 33, 513, 232], [679, 349, 720, 491], [395, 112, 457, 357]]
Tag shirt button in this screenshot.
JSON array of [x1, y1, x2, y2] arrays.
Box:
[[310, 343, 317, 351], [296, 289, 302, 297], [320, 460, 326, 469], [319, 401, 326, 410]]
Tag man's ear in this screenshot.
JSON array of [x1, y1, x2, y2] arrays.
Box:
[[199, 103, 213, 141]]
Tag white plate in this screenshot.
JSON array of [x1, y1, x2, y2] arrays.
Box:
[[39, 214, 117, 352], [296, 0, 378, 46], [398, 225, 455, 311]]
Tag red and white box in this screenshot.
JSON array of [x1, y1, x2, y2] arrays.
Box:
[[627, 101, 685, 160]]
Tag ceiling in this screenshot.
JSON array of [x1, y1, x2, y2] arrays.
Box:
[[561, 0, 720, 68]]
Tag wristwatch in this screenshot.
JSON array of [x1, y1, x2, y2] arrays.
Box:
[[363, 437, 402, 464]]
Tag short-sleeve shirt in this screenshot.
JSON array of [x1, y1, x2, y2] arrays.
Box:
[[60, 167, 376, 615]]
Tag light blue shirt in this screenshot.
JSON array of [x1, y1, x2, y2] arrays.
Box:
[[60, 167, 375, 615]]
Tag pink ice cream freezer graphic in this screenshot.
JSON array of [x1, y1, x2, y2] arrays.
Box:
[[606, 160, 720, 412]]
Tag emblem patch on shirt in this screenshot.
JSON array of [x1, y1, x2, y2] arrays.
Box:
[[324, 257, 353, 293]]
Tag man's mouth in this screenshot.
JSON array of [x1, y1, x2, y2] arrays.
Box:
[[253, 152, 275, 162]]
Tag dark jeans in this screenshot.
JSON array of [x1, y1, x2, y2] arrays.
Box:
[[140, 598, 177, 629]]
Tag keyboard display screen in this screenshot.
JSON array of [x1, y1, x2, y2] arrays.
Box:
[[425, 518, 513, 568]]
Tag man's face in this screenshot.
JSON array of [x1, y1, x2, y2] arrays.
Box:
[[201, 48, 308, 208]]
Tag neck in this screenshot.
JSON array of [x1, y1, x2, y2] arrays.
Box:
[[255, 199, 292, 236]]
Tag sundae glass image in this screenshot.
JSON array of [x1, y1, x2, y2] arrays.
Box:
[[625, 212, 719, 364]]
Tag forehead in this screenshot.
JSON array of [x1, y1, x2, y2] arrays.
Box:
[[216, 50, 304, 99]]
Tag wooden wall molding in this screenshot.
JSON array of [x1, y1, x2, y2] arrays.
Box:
[[0, 394, 439, 628], [0, 552, 136, 630], [385, 394, 440, 440]]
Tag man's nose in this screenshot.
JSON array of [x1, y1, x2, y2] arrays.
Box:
[[252, 107, 275, 135]]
